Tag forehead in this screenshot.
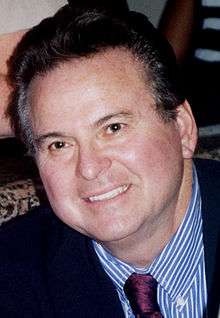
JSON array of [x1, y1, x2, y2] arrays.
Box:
[[28, 48, 155, 130], [30, 47, 150, 98]]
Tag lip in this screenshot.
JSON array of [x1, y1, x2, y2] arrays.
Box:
[[83, 184, 130, 203]]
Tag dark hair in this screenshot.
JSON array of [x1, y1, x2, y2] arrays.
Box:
[[67, 0, 129, 15], [8, 3, 185, 153]]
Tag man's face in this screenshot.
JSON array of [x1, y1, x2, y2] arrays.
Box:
[[29, 49, 196, 247]]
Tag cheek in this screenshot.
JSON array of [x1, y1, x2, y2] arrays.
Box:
[[110, 135, 168, 170], [37, 159, 75, 199], [140, 136, 183, 195], [112, 132, 182, 182]]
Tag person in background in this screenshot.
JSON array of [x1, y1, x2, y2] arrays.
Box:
[[159, 0, 220, 127], [0, 1, 219, 317]]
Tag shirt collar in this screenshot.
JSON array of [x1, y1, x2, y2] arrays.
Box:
[[93, 164, 203, 302]]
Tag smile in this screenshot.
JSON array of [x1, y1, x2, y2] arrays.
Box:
[[86, 184, 129, 202]]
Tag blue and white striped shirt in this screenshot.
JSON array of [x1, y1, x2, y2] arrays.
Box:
[[93, 166, 207, 317]]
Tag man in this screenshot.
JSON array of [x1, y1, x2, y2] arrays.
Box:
[[0, 3, 219, 317]]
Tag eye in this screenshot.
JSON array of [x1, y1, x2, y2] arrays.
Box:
[[49, 140, 70, 151], [106, 123, 125, 134]]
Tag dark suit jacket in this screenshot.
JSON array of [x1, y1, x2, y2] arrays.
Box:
[[0, 159, 219, 317]]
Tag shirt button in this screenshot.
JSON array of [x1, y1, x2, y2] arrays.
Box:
[[176, 295, 185, 307]]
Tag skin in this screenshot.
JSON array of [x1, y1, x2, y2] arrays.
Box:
[[28, 48, 197, 267], [0, 30, 26, 138], [0, 73, 12, 137]]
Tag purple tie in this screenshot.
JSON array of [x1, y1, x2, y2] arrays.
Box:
[[124, 273, 163, 318]]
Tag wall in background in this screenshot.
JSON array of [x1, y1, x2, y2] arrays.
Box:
[[127, 0, 167, 26], [0, 0, 167, 34]]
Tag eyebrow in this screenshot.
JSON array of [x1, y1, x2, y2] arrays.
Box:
[[34, 111, 133, 147], [95, 111, 133, 127], [34, 132, 69, 148]]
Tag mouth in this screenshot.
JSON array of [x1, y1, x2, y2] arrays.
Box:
[[84, 184, 130, 203]]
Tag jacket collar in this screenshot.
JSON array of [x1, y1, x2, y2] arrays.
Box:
[[46, 222, 124, 317]]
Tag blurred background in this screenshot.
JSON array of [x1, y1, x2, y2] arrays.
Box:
[[0, 0, 165, 34], [128, 0, 166, 26]]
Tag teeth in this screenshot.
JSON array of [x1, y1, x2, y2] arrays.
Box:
[[88, 185, 129, 202]]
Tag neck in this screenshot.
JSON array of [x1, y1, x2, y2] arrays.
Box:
[[102, 160, 193, 267]]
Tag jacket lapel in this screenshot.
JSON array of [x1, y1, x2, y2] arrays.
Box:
[[46, 223, 124, 317]]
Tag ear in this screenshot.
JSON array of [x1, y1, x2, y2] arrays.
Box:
[[175, 100, 198, 159]]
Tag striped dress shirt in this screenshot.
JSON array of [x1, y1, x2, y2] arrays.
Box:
[[93, 166, 207, 317]]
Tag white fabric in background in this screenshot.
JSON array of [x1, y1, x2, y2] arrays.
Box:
[[0, 0, 67, 35]]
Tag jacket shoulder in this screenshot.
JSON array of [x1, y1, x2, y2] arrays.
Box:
[[194, 159, 220, 316], [194, 158, 220, 207], [0, 206, 55, 260]]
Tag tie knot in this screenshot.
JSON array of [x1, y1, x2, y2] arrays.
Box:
[[124, 273, 163, 317]]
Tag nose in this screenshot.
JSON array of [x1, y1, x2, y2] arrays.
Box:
[[76, 146, 112, 180]]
